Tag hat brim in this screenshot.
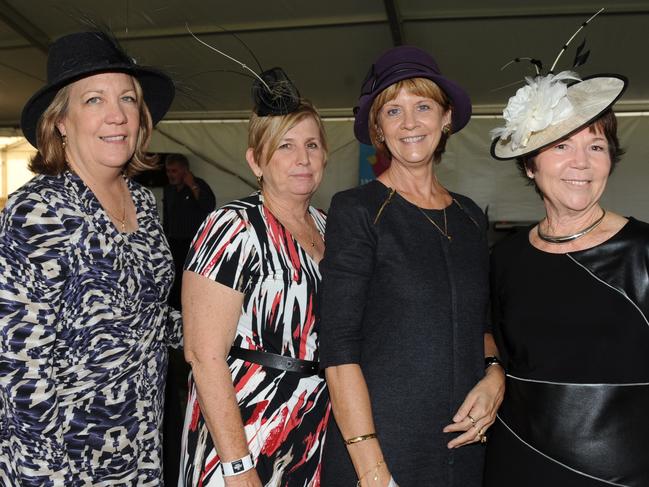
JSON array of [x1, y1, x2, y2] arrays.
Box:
[[21, 64, 175, 149], [491, 75, 627, 160], [354, 70, 472, 145]]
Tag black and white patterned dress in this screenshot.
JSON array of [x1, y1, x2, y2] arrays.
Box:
[[0, 171, 181, 486], [179, 192, 330, 487]]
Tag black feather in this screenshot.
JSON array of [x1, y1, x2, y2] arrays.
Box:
[[572, 39, 590, 68]]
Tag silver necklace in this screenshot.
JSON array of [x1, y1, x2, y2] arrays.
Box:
[[537, 209, 606, 244]]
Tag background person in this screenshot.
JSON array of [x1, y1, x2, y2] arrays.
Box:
[[319, 46, 504, 487], [163, 152, 216, 310], [0, 31, 179, 484], [179, 68, 330, 486]]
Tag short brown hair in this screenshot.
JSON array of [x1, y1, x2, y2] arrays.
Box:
[[29, 75, 157, 177], [368, 77, 452, 164], [247, 99, 328, 168], [516, 109, 625, 198]]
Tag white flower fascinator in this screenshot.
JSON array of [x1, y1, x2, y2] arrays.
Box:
[[491, 9, 627, 160], [492, 70, 580, 150]]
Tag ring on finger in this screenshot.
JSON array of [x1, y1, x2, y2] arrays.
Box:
[[467, 414, 477, 427], [480, 434, 487, 444], [478, 428, 485, 436]]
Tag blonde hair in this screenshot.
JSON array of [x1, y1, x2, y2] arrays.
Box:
[[368, 77, 452, 163], [247, 99, 328, 170], [29, 75, 157, 177]]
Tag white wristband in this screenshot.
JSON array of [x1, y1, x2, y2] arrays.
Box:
[[221, 453, 255, 477]]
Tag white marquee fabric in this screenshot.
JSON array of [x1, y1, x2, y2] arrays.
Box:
[[150, 115, 649, 222]]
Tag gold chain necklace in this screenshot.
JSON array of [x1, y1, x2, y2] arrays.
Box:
[[383, 172, 453, 241], [417, 204, 452, 241], [262, 192, 319, 254], [104, 185, 127, 232]]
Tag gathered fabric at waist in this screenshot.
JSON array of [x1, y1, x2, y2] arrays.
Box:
[[498, 375, 649, 486]]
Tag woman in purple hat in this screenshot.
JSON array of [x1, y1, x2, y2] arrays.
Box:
[[318, 46, 504, 486], [0, 31, 179, 484]]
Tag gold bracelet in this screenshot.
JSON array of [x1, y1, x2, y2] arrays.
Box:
[[344, 432, 377, 445], [356, 460, 386, 487]]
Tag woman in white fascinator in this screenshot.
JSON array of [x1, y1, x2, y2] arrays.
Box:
[[485, 9, 649, 486]]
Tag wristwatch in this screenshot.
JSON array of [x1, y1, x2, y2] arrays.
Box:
[[484, 356, 504, 370]]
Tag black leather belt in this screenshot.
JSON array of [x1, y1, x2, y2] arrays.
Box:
[[499, 375, 649, 485], [229, 346, 319, 375]]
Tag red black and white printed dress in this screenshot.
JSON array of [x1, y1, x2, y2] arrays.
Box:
[[179, 192, 330, 487]]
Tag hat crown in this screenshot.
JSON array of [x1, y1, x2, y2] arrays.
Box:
[[361, 46, 441, 96], [21, 30, 175, 149], [46, 32, 134, 85]]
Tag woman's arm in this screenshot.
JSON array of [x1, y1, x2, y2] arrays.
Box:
[[0, 197, 72, 485], [325, 364, 393, 487], [182, 271, 261, 486], [320, 192, 396, 485], [443, 332, 505, 448]]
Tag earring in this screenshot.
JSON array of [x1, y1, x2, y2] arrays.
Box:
[[442, 124, 451, 135], [61, 134, 67, 149], [256, 174, 263, 187], [377, 132, 385, 143]]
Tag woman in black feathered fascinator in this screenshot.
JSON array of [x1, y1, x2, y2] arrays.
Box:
[[485, 9, 649, 486], [179, 29, 331, 487], [1, 29, 180, 484]]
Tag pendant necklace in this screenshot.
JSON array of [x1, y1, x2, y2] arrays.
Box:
[[104, 186, 128, 232], [262, 191, 318, 255], [384, 172, 453, 241], [417, 204, 452, 241], [537, 209, 606, 244]]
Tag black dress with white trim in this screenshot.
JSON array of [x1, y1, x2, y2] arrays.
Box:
[[485, 218, 649, 487]]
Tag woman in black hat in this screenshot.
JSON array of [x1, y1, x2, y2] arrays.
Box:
[[0, 31, 178, 484], [485, 19, 649, 486], [318, 46, 504, 487]]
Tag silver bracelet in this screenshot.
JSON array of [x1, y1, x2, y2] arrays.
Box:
[[221, 453, 255, 477]]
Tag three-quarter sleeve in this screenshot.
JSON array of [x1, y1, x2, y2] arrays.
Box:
[[0, 197, 72, 485], [184, 207, 258, 293], [319, 192, 377, 368]]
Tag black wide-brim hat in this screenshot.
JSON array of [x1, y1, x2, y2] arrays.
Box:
[[21, 31, 175, 148], [353, 45, 472, 145]]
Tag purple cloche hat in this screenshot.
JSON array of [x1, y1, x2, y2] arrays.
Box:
[[353, 45, 472, 145]]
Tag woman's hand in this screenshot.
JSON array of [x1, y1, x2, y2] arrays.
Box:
[[443, 364, 505, 448], [223, 469, 263, 487]]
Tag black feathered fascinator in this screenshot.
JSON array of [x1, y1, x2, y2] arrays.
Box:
[[252, 67, 300, 116]]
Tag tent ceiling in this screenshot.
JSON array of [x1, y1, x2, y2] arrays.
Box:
[[1, 0, 648, 129]]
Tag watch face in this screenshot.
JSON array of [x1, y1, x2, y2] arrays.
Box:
[[232, 460, 244, 473]]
